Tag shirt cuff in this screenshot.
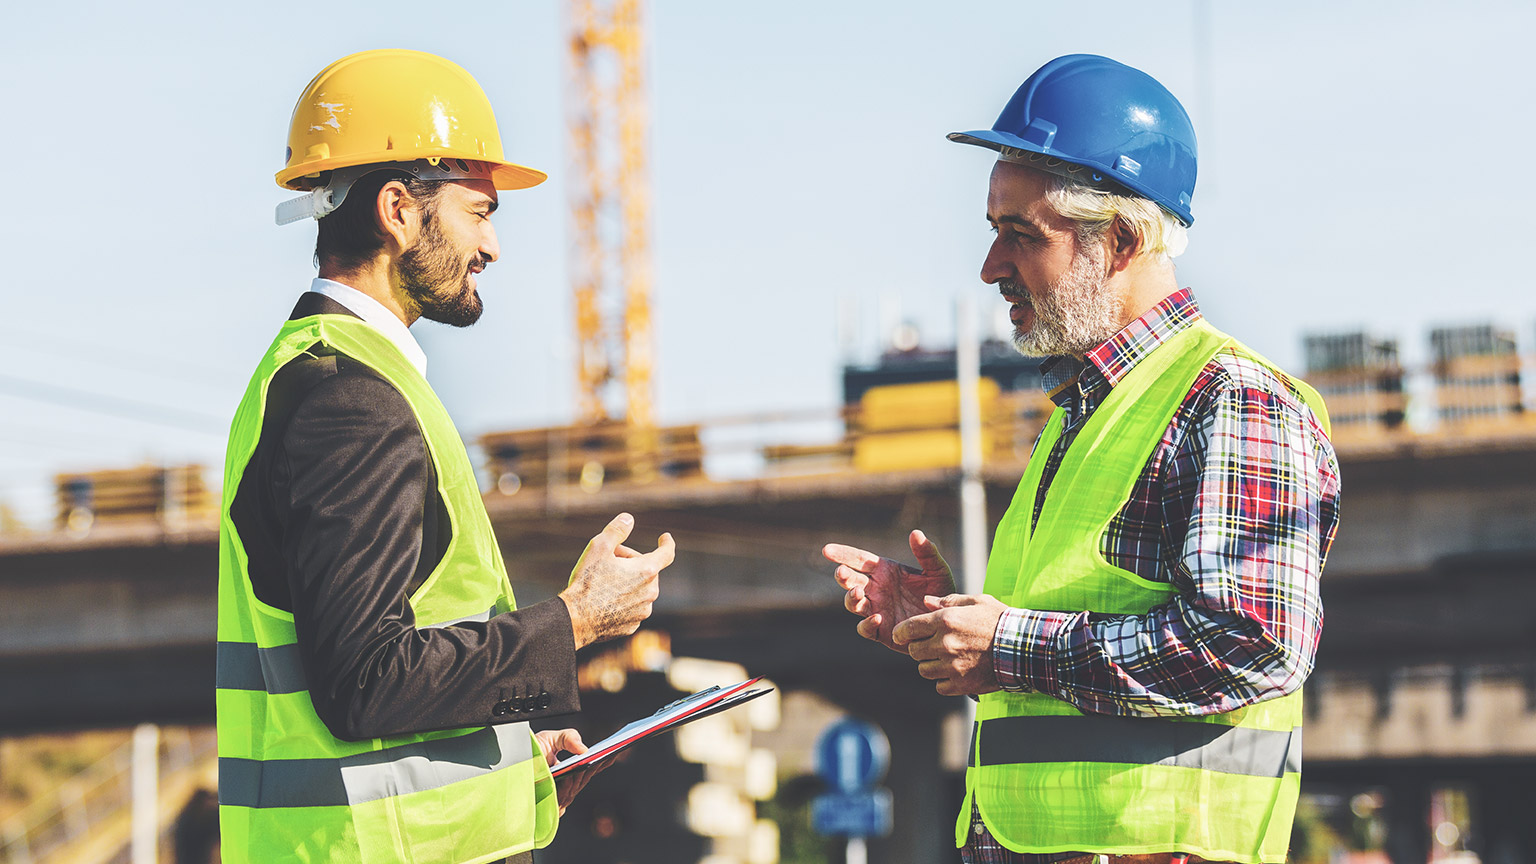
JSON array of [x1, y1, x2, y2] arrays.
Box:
[[991, 607, 1073, 694]]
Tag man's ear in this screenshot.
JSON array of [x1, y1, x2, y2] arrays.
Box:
[[375, 180, 417, 252], [1106, 216, 1143, 274]]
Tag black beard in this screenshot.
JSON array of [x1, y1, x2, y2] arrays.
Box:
[[414, 279, 483, 328], [398, 216, 485, 328]]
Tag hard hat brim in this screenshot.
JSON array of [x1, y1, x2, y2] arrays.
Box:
[[947, 128, 1038, 155], [277, 153, 547, 192]]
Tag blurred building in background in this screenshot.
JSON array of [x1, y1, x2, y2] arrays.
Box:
[[5, 319, 1536, 864], [1430, 324, 1524, 429], [1304, 331, 1407, 437]]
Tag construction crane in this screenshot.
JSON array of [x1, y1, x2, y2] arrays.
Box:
[[566, 0, 656, 434]]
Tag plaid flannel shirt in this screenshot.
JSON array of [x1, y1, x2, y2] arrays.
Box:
[[962, 289, 1341, 863]]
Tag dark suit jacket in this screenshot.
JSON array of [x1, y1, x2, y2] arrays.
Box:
[[229, 292, 580, 741]]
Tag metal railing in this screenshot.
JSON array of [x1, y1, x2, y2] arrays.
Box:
[[0, 726, 214, 864], [7, 377, 1536, 541]]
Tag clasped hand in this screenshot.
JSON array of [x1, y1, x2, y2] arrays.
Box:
[[822, 530, 1006, 697]]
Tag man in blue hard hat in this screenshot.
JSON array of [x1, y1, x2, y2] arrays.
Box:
[[824, 54, 1341, 864]]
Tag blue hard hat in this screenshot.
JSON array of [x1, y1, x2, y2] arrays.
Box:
[[949, 54, 1198, 226]]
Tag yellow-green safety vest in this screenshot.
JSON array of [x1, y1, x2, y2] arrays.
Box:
[[216, 314, 558, 864], [959, 319, 1329, 864]]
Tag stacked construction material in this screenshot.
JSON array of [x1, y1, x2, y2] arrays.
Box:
[[850, 378, 1003, 473], [1303, 331, 1407, 437], [1430, 324, 1524, 428], [480, 422, 704, 495], [54, 464, 213, 532]]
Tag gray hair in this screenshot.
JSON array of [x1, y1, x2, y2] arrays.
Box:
[[998, 150, 1189, 261], [1046, 174, 1189, 261]]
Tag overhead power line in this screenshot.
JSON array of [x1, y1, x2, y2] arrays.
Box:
[[0, 374, 227, 435], [0, 321, 247, 388]]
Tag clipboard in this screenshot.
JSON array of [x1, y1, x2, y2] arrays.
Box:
[[550, 677, 773, 777]]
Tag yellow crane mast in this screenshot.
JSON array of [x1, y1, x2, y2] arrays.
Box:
[[566, 0, 656, 437]]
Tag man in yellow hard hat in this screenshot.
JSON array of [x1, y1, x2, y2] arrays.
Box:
[[216, 49, 675, 864]]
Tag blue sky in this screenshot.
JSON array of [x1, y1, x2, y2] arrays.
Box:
[[2, 1, 1533, 522]]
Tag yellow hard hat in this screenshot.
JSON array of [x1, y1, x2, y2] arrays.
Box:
[[276, 49, 546, 193]]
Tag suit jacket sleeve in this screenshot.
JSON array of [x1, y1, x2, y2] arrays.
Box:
[[276, 368, 581, 741]]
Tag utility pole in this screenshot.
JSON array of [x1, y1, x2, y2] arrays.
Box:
[[131, 723, 158, 864], [957, 293, 988, 596], [957, 294, 988, 742]]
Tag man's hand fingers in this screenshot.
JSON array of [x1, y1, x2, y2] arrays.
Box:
[[844, 586, 868, 615], [927, 593, 976, 609], [892, 610, 939, 646], [645, 532, 677, 568], [916, 658, 952, 681], [822, 543, 880, 571], [856, 614, 883, 641], [615, 544, 641, 559], [851, 591, 870, 615], [553, 728, 587, 756], [834, 564, 869, 591], [536, 729, 587, 766], [591, 513, 635, 555], [909, 529, 941, 562], [538, 728, 589, 764], [910, 529, 953, 574]]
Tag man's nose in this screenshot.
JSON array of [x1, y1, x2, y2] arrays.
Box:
[[481, 225, 501, 263], [979, 237, 1010, 285]]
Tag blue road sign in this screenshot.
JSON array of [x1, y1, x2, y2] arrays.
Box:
[[812, 789, 893, 838], [815, 718, 890, 793]]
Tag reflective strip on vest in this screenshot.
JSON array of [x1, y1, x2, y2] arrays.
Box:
[[424, 605, 498, 628], [959, 320, 1323, 862], [216, 604, 497, 695], [217, 317, 559, 862], [972, 716, 1301, 778], [219, 722, 533, 808], [217, 642, 307, 694]]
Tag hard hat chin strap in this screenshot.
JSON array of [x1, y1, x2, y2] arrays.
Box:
[[274, 159, 495, 226]]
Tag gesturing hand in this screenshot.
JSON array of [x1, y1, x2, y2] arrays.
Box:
[[822, 530, 957, 653], [560, 513, 676, 651]]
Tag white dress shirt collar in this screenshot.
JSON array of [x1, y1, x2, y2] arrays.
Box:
[[307, 278, 428, 376]]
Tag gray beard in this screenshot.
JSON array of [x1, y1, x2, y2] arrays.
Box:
[[1008, 246, 1122, 357]]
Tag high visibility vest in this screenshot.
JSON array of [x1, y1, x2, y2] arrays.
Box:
[[958, 319, 1329, 864], [216, 314, 558, 864]]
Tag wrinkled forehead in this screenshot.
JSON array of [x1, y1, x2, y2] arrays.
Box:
[[987, 159, 1055, 209], [985, 160, 1083, 236]]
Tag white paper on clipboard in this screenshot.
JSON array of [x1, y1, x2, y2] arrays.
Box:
[[550, 677, 773, 777]]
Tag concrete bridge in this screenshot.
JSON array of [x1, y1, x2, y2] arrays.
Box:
[[4, 429, 1536, 862]]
